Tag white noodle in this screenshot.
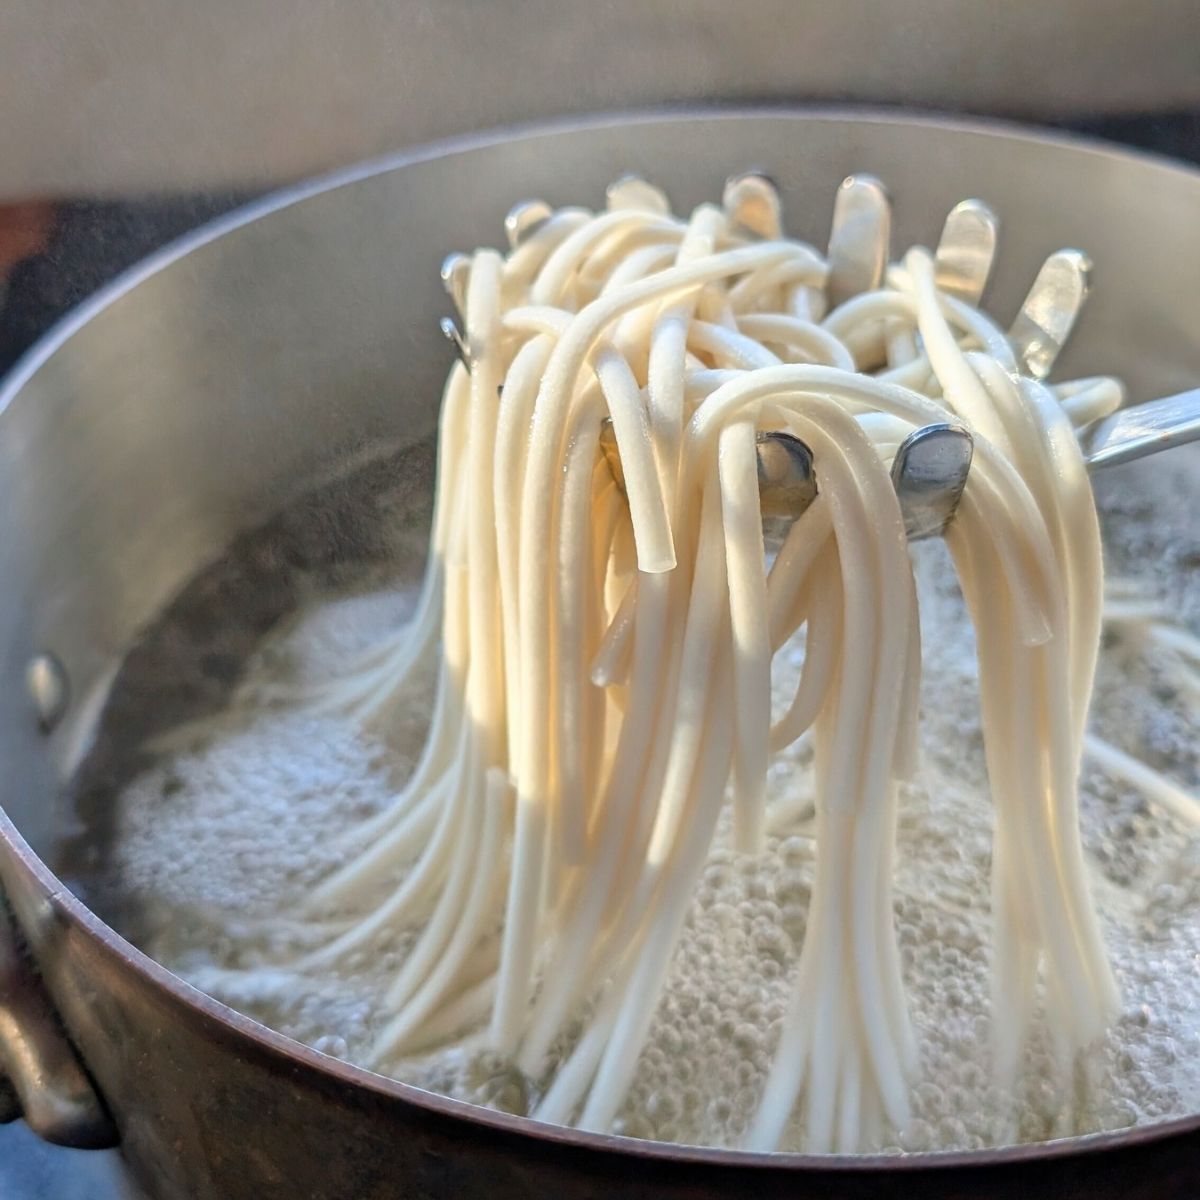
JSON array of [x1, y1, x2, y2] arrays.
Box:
[[214, 175, 1173, 1153]]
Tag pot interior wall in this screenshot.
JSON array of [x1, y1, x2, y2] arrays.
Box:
[[1, 109, 1198, 898]]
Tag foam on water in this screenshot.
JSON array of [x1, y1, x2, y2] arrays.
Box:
[[75, 452, 1200, 1154]]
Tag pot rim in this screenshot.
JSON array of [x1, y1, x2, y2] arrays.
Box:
[[3, 103, 1199, 1173]]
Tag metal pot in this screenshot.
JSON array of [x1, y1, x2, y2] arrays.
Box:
[[0, 109, 1197, 1199]]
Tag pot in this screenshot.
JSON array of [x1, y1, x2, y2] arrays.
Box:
[[0, 109, 1197, 1199]]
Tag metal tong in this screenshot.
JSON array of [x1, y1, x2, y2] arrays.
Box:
[[443, 175, 1200, 542]]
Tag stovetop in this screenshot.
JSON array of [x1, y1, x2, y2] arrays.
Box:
[[0, 1121, 145, 1199], [0, 109, 1195, 1200]]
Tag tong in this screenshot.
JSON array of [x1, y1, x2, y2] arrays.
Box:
[[444, 175, 1200, 542]]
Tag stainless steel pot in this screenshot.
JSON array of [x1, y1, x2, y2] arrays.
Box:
[[0, 109, 1197, 1199]]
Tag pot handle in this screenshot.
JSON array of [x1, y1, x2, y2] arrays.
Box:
[[0, 900, 117, 1147]]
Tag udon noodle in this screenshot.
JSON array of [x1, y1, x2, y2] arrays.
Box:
[[205, 174, 1184, 1152]]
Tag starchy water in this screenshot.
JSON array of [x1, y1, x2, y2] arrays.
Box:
[[64, 443, 1200, 1153]]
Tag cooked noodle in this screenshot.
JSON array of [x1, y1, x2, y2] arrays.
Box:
[[213, 175, 1153, 1151]]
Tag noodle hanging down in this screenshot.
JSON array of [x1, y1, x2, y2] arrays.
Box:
[[219, 174, 1145, 1152]]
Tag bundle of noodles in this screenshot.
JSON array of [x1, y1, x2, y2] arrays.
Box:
[[227, 174, 1134, 1150]]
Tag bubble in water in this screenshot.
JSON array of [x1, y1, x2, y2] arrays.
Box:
[[87, 455, 1200, 1155]]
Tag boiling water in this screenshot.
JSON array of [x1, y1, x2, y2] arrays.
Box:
[[63, 441, 1200, 1153]]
